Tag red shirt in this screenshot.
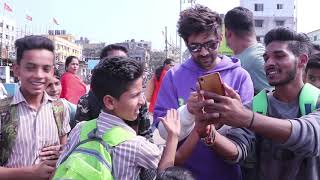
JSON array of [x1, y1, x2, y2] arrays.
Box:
[[60, 72, 86, 104], [149, 69, 167, 112]]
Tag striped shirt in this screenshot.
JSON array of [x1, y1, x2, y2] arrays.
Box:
[[2, 89, 70, 167], [58, 111, 162, 180]]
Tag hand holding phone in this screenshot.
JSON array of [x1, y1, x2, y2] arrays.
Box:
[[198, 72, 225, 96]]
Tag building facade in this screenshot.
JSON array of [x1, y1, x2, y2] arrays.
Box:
[[75, 36, 105, 60], [0, 16, 16, 61], [116, 39, 151, 68], [241, 0, 297, 42], [45, 32, 82, 63], [45, 30, 86, 79], [307, 29, 320, 45]]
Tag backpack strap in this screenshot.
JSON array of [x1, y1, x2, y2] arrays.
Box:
[[252, 89, 269, 115], [299, 83, 320, 116], [79, 119, 135, 147], [0, 96, 17, 166], [102, 126, 135, 147], [80, 119, 97, 141], [52, 99, 65, 137]]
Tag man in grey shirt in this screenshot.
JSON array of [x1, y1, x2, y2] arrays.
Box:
[[224, 7, 271, 94], [181, 28, 320, 180]]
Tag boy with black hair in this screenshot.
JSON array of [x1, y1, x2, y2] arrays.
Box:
[[99, 44, 127, 59], [156, 166, 195, 180], [46, 68, 77, 122], [74, 44, 152, 143], [0, 35, 70, 179], [56, 56, 180, 179], [305, 52, 320, 88]]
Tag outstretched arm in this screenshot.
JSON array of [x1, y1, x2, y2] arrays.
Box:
[[158, 109, 180, 172]]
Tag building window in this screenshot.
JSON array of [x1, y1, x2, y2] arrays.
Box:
[[5, 35, 9, 39], [0, 23, 2, 27], [314, 36, 318, 41], [6, 25, 9, 29], [254, 4, 264, 11], [277, 4, 283, 9], [255, 20, 264, 27], [275, 20, 285, 26], [12, 27, 14, 31]]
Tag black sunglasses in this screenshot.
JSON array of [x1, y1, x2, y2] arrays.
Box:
[[188, 40, 220, 53]]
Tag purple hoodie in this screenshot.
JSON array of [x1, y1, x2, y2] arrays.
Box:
[[154, 55, 254, 180]]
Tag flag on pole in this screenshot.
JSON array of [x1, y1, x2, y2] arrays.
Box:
[[4, 3, 12, 12], [26, 14, 32, 21], [53, 18, 59, 25]]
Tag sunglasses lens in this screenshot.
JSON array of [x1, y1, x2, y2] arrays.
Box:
[[189, 45, 200, 52]]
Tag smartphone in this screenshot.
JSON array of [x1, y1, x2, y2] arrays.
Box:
[[198, 72, 225, 96]]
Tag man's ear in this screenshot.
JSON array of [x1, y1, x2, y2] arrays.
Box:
[[298, 54, 308, 67], [103, 95, 116, 111], [13, 63, 19, 78]]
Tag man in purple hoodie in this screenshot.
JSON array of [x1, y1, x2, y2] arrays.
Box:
[[153, 5, 254, 180]]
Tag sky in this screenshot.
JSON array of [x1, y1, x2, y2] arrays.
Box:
[[4, 0, 320, 50]]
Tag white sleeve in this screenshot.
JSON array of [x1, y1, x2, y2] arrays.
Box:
[[158, 105, 195, 141]]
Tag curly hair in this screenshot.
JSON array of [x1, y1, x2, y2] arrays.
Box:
[[177, 5, 222, 42]]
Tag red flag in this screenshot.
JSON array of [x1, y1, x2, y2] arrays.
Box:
[[53, 18, 59, 25], [26, 14, 32, 21], [4, 3, 12, 12]]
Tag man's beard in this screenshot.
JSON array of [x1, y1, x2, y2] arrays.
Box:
[[269, 65, 297, 86]]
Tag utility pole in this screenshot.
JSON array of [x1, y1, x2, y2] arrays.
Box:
[[165, 26, 168, 58], [179, 0, 183, 64]]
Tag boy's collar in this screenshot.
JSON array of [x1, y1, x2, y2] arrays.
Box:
[[12, 89, 54, 106], [98, 111, 137, 135]]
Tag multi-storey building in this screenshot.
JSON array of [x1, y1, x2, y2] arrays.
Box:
[[116, 39, 151, 67], [46, 30, 82, 63], [241, 0, 297, 42], [45, 30, 86, 79], [307, 29, 320, 45], [0, 16, 16, 61], [75, 36, 105, 60]]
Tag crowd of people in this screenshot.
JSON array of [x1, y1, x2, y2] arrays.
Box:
[[1, 4, 320, 180]]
